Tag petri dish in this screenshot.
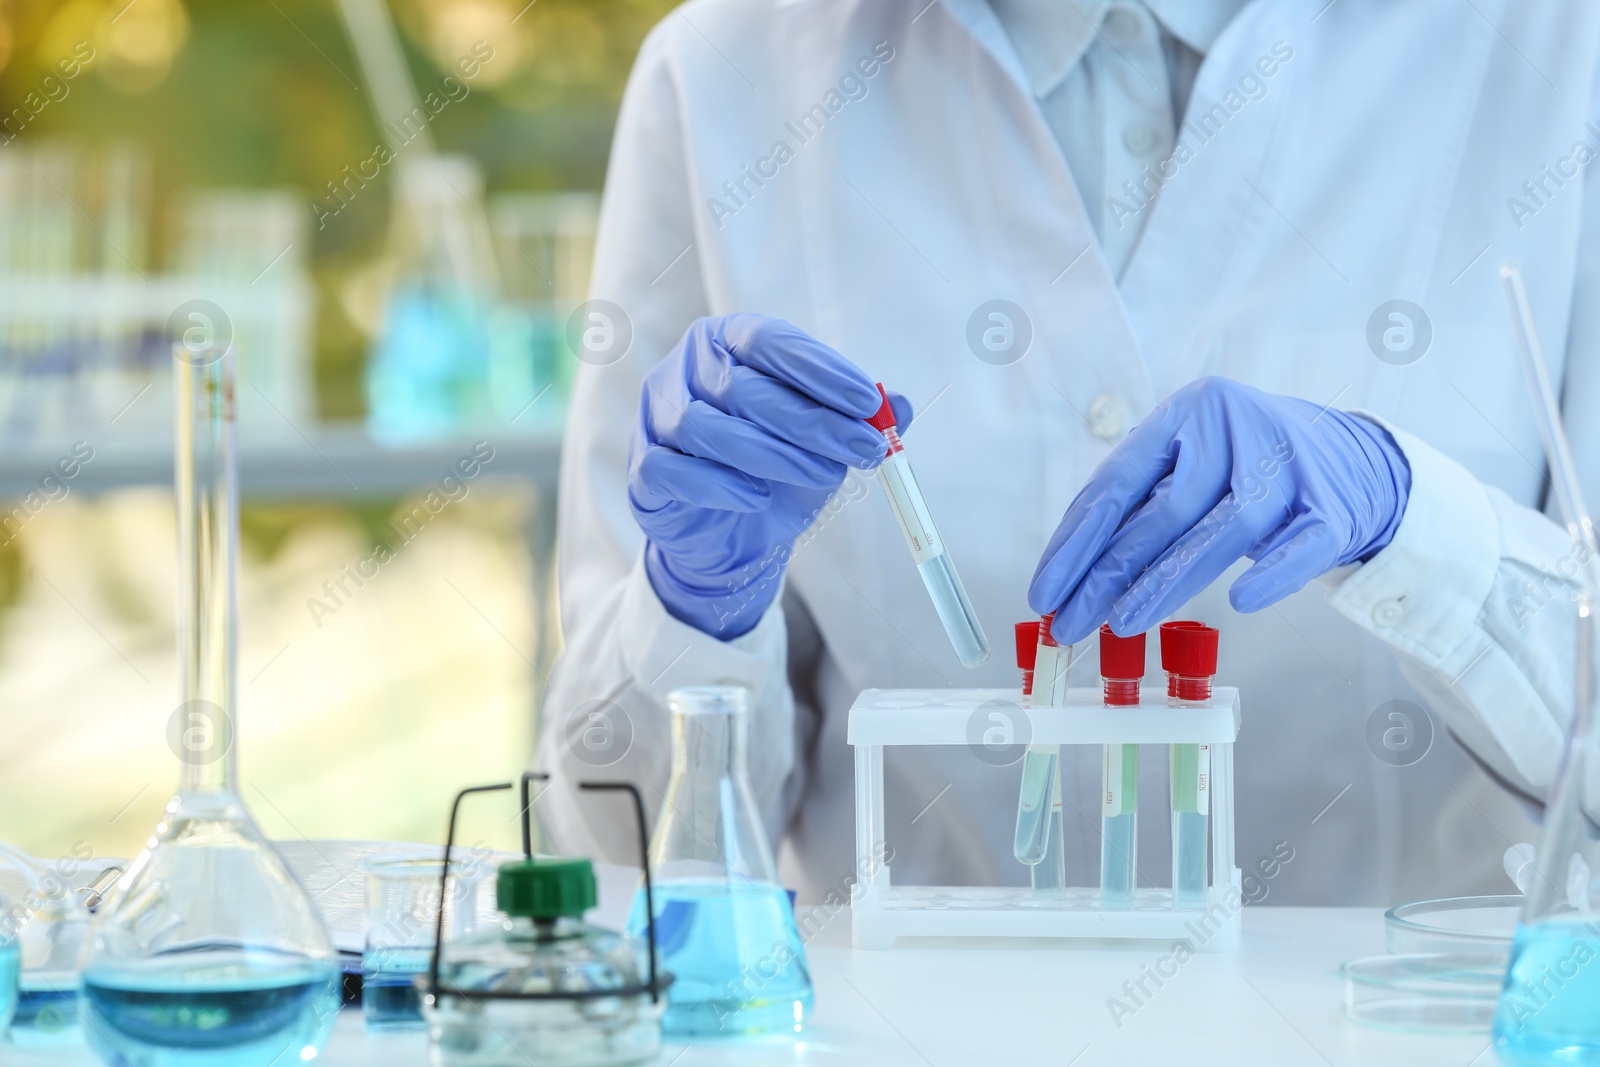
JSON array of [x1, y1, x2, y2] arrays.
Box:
[[1340, 953, 1504, 1033], [1385, 895, 1520, 959]]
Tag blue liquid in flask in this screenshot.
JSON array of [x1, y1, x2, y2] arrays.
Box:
[[1493, 921, 1600, 1065], [11, 978, 81, 1048], [82, 947, 340, 1066], [628, 880, 812, 1038], [0, 936, 18, 1031]]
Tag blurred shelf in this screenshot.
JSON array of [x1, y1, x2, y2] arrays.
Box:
[[0, 423, 563, 500]]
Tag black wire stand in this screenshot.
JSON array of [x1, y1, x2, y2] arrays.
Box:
[[423, 772, 670, 1005]]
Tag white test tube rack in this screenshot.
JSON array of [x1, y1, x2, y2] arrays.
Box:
[[849, 686, 1242, 951]]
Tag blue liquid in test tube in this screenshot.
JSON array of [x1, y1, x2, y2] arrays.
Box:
[[866, 385, 988, 669]]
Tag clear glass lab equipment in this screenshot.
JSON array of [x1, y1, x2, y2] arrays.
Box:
[[0, 885, 16, 1037], [366, 156, 502, 442], [1385, 896, 1519, 959], [81, 345, 341, 1067], [363, 857, 485, 1029], [1014, 615, 1068, 872], [420, 776, 666, 1067], [1163, 621, 1216, 907], [427, 858, 661, 1066], [1342, 954, 1503, 1033], [1099, 626, 1145, 908], [0, 841, 95, 1047], [625, 686, 813, 1037], [865, 385, 989, 668], [1491, 264, 1600, 1064], [1010, 622, 1064, 895]]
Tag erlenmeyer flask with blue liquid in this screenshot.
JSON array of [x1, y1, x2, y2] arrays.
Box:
[[625, 686, 813, 1037], [1493, 264, 1600, 1065]]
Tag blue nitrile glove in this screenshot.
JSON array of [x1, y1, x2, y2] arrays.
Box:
[[630, 314, 912, 638], [1028, 377, 1411, 646]]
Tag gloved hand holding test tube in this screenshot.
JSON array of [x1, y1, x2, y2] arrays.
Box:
[[864, 384, 989, 668]]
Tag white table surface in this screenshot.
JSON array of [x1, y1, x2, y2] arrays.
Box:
[[16, 906, 1495, 1067]]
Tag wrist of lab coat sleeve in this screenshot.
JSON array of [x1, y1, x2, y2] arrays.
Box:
[[1324, 419, 1498, 665], [617, 551, 785, 699]]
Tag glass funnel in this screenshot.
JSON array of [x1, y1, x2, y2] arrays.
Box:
[[80, 345, 340, 1067], [625, 687, 812, 1037]]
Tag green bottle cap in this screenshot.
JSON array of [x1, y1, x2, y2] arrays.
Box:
[[495, 857, 596, 919]]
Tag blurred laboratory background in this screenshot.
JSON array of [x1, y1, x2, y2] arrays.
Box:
[[0, 0, 670, 859]]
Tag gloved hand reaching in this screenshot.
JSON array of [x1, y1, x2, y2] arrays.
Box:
[[1029, 376, 1411, 646], [631, 314, 911, 638]]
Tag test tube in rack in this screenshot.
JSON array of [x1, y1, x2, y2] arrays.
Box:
[[1099, 624, 1145, 908], [1163, 621, 1218, 907]]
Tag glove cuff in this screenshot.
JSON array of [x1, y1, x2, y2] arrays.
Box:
[[1339, 410, 1413, 563]]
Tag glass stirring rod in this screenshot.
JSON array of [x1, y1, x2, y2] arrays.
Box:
[[865, 384, 989, 667]]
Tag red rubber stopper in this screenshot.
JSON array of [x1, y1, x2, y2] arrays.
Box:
[[1098, 624, 1146, 680], [1159, 621, 1218, 676], [1014, 621, 1040, 671], [1037, 611, 1060, 648], [865, 383, 897, 431]]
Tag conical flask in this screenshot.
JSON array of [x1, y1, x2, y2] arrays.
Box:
[[1492, 597, 1600, 1064], [1494, 264, 1600, 1064], [625, 686, 813, 1037], [80, 345, 340, 1067]]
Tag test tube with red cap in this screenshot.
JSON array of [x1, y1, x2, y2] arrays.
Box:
[[1012, 621, 1064, 891], [1161, 621, 1218, 906], [866, 385, 989, 668], [1099, 624, 1146, 908], [1014, 615, 1069, 872]]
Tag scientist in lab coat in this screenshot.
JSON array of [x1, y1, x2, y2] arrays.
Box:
[[539, 0, 1595, 906]]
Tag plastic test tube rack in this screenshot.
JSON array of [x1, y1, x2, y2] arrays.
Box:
[[848, 686, 1241, 950]]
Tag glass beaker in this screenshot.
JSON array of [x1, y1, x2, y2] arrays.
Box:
[[363, 856, 485, 1029], [0, 841, 93, 1047], [625, 687, 813, 1037], [80, 345, 341, 1067], [1492, 599, 1600, 1064]]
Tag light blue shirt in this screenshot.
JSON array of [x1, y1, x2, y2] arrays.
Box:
[[986, 0, 1246, 276]]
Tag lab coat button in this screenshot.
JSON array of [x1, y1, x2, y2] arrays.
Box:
[[1123, 124, 1157, 155], [1372, 598, 1404, 627], [1104, 7, 1141, 39], [1087, 394, 1128, 441]]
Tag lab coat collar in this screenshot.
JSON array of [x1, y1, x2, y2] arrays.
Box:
[[970, 0, 1250, 100], [1145, 0, 1250, 55], [981, 0, 1108, 98]]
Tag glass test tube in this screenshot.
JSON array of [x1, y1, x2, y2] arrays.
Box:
[[1163, 621, 1218, 907], [1014, 614, 1068, 872], [866, 385, 989, 668], [1011, 622, 1064, 893], [1099, 625, 1145, 908]]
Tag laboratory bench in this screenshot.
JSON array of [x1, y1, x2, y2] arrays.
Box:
[[16, 906, 1492, 1067]]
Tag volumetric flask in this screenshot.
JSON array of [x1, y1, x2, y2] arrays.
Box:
[[81, 346, 340, 1067], [625, 687, 813, 1037]]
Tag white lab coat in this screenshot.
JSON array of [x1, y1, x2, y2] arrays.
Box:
[[539, 0, 1600, 906]]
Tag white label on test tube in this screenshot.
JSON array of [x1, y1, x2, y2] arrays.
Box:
[[1103, 743, 1126, 816], [1196, 743, 1210, 803], [878, 457, 944, 564]]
